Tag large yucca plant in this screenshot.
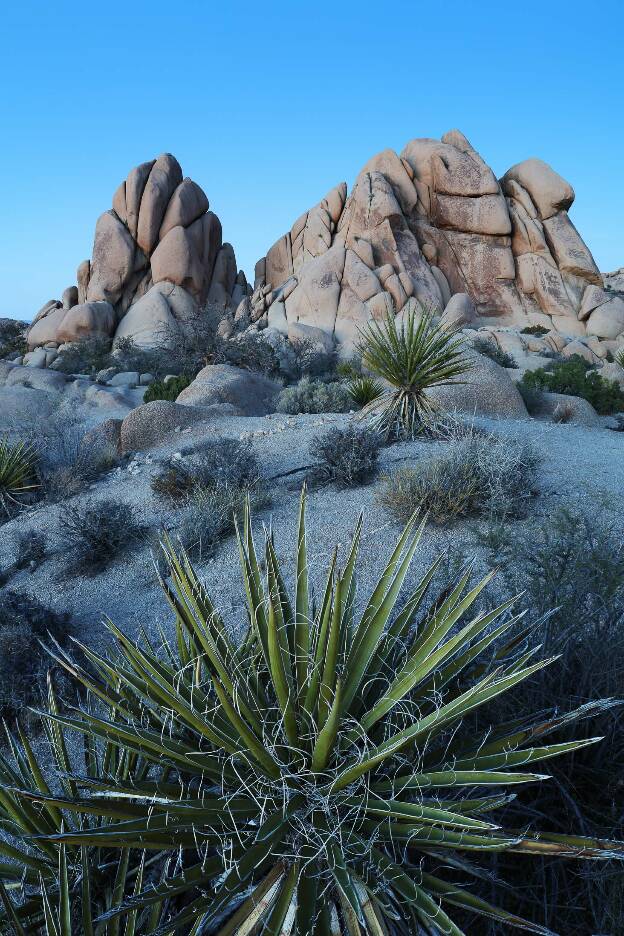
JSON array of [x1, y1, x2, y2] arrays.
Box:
[[0, 436, 39, 514], [2, 492, 623, 934], [358, 308, 472, 438]]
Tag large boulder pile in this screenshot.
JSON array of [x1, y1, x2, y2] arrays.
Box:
[[243, 130, 623, 362], [27, 154, 250, 352], [22, 134, 624, 377]]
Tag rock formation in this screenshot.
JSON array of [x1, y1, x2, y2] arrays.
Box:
[[247, 130, 624, 360], [27, 154, 249, 351], [25, 134, 624, 367]]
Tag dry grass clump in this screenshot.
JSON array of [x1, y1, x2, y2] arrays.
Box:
[[57, 498, 146, 575], [152, 439, 261, 502], [0, 590, 70, 720], [178, 483, 270, 559], [310, 425, 382, 487], [378, 430, 540, 524]]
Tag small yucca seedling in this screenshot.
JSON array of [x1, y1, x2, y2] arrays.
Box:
[[2, 492, 623, 934], [0, 436, 39, 514], [358, 307, 472, 438], [347, 375, 384, 409]]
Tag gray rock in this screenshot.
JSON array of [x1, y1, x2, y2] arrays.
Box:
[[24, 348, 48, 368], [176, 363, 280, 415], [5, 365, 66, 393], [0, 386, 57, 429], [139, 373, 155, 385], [109, 371, 140, 387], [532, 391, 601, 427], [0, 360, 20, 384], [120, 400, 208, 453], [427, 350, 528, 419], [81, 418, 123, 457], [96, 367, 119, 384]]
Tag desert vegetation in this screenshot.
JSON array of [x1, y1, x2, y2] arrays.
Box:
[[1, 495, 621, 934], [520, 353, 624, 414]]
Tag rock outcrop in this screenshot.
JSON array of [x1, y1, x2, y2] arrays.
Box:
[[28, 154, 249, 351], [248, 130, 623, 359], [25, 135, 623, 369]]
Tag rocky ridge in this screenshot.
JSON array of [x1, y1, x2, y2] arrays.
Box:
[[14, 130, 624, 374]]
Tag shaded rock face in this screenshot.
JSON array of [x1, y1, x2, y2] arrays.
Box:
[[253, 129, 621, 354], [28, 154, 249, 350]]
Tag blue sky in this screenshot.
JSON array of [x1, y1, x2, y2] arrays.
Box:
[[1, 0, 622, 321]]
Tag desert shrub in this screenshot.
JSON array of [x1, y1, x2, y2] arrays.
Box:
[[378, 431, 540, 525], [615, 348, 624, 369], [276, 376, 353, 414], [1, 495, 620, 932], [217, 332, 281, 376], [521, 324, 549, 336], [52, 336, 112, 374], [467, 508, 624, 933], [521, 354, 624, 414], [517, 379, 544, 414], [152, 439, 261, 502], [311, 424, 381, 487], [12, 528, 46, 570], [290, 336, 337, 378], [472, 336, 516, 368], [0, 590, 70, 719], [57, 498, 145, 574], [143, 373, 192, 403], [0, 436, 39, 517], [178, 482, 270, 560], [336, 355, 362, 379], [358, 307, 472, 438], [552, 399, 575, 423], [0, 319, 27, 359], [36, 418, 119, 501], [347, 374, 384, 408]]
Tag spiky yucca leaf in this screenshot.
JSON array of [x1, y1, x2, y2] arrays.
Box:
[[357, 307, 472, 438], [3, 490, 623, 934], [347, 376, 384, 409], [0, 436, 39, 514]]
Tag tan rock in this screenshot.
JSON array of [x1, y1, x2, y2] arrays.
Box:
[[442, 293, 477, 327], [77, 259, 90, 304], [151, 224, 205, 296], [344, 249, 382, 302], [432, 192, 511, 236], [542, 212, 601, 284], [112, 181, 127, 224], [501, 159, 574, 220], [114, 282, 195, 348], [265, 234, 293, 290], [125, 159, 155, 239], [56, 301, 116, 345], [579, 285, 609, 321], [136, 154, 183, 256], [207, 243, 237, 305], [86, 211, 136, 305], [585, 296, 624, 339], [61, 286, 78, 310], [159, 178, 209, 240], [360, 148, 418, 215], [561, 340, 599, 364]]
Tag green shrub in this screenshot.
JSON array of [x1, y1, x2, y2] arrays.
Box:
[[57, 498, 146, 575], [378, 431, 540, 525], [276, 376, 353, 414], [521, 324, 549, 336], [520, 354, 624, 414], [1, 495, 621, 933], [615, 348, 624, 369], [0, 436, 39, 516], [217, 331, 281, 376], [472, 336, 516, 368], [347, 374, 384, 408], [0, 590, 70, 720], [143, 373, 192, 403], [52, 336, 113, 374], [311, 425, 381, 487], [358, 307, 472, 438], [0, 319, 27, 359]]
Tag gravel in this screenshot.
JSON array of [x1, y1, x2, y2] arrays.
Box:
[[1, 410, 622, 661]]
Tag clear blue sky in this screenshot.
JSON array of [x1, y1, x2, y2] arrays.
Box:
[[1, 0, 622, 321]]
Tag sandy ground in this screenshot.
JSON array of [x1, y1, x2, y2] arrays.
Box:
[[1, 410, 623, 660]]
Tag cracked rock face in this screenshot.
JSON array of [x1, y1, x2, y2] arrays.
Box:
[[26, 134, 623, 360], [253, 129, 620, 355], [28, 154, 249, 350]]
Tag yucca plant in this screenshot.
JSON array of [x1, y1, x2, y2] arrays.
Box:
[[615, 348, 624, 369], [347, 376, 384, 409], [357, 307, 472, 438], [2, 491, 623, 934], [0, 436, 39, 515]]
